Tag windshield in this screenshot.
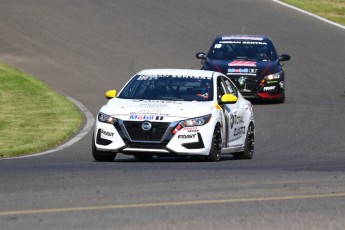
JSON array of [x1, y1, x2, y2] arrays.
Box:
[[208, 38, 278, 61], [118, 74, 213, 101]]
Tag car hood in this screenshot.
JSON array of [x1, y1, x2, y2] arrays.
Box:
[[205, 59, 280, 77], [100, 98, 215, 121]]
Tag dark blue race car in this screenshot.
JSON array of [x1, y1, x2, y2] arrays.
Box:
[[196, 35, 290, 103]]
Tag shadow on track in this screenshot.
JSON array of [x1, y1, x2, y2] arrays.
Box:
[[112, 155, 237, 163]]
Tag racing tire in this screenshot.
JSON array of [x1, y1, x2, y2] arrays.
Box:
[[92, 135, 116, 162], [133, 153, 153, 161], [206, 124, 222, 162], [233, 123, 254, 160]]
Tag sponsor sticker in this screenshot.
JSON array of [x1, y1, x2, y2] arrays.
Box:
[[220, 41, 267, 45], [242, 41, 267, 45], [136, 74, 212, 80], [100, 129, 114, 140], [183, 127, 199, 131], [222, 36, 264, 41], [178, 134, 199, 142], [187, 129, 199, 133], [129, 115, 163, 120], [101, 129, 114, 137], [219, 41, 241, 44], [228, 61, 256, 67], [130, 100, 182, 109], [178, 134, 197, 139], [234, 126, 246, 136], [230, 114, 244, 129], [227, 68, 258, 75], [263, 86, 276, 91], [183, 127, 199, 133], [130, 110, 170, 117]]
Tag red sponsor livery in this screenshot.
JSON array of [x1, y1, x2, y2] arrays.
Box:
[[228, 60, 256, 67]]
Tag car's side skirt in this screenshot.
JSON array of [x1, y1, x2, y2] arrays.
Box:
[[221, 144, 244, 154]]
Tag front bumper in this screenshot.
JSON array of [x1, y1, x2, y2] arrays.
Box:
[[94, 118, 214, 156], [241, 91, 284, 100], [239, 81, 284, 101], [230, 74, 284, 100]]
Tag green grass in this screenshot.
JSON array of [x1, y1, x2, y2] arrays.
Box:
[[0, 63, 83, 158], [282, 0, 345, 26]]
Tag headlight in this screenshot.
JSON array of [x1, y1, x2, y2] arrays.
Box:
[[98, 112, 117, 124], [264, 72, 281, 80], [179, 114, 212, 127]]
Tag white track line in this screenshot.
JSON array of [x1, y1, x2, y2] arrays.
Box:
[[272, 0, 345, 30], [1, 96, 94, 160]]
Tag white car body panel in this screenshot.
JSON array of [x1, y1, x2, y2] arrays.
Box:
[[93, 69, 254, 158]]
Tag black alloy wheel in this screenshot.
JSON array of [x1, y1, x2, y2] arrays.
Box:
[[206, 124, 222, 162]]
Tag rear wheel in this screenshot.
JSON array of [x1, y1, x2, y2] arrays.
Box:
[[92, 135, 116, 162], [233, 123, 254, 160], [206, 124, 222, 162]]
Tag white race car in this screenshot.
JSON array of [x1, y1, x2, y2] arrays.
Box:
[[92, 69, 255, 162]]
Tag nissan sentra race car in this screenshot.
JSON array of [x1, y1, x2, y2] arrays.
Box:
[[92, 69, 255, 162], [196, 35, 290, 103]]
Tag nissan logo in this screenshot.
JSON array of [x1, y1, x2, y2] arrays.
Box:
[[141, 122, 152, 131]]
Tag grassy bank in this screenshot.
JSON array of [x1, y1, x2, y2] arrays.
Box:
[[282, 0, 345, 26], [0, 63, 83, 158]]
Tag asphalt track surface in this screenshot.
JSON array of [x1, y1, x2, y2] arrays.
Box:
[[0, 1, 345, 229]]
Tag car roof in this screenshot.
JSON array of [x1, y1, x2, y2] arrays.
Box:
[[137, 69, 218, 78]]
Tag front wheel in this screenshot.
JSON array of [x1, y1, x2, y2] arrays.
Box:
[[233, 123, 254, 160], [92, 135, 116, 162], [277, 91, 285, 103], [206, 124, 222, 162]]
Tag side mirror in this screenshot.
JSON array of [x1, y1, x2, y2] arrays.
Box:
[[105, 90, 116, 99], [279, 54, 291, 61], [196, 52, 206, 59], [220, 94, 238, 104]]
